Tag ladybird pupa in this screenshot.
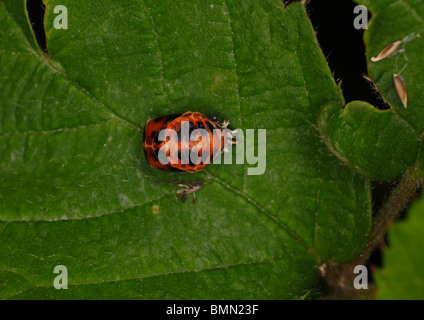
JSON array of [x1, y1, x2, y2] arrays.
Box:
[[143, 111, 228, 173], [371, 40, 402, 62]]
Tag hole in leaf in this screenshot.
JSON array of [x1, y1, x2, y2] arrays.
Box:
[[306, 0, 389, 110], [26, 0, 48, 55]]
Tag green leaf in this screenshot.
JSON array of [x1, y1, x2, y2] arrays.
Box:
[[0, 0, 371, 299], [318, 100, 419, 181], [375, 192, 424, 299], [318, 0, 424, 181]]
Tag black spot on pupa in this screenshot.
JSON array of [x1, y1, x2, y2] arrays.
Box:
[[187, 122, 195, 139], [153, 114, 180, 123], [152, 132, 160, 144], [207, 114, 222, 126], [188, 121, 194, 132], [207, 121, 215, 132], [207, 114, 218, 122]]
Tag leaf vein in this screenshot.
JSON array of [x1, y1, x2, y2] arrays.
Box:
[[142, 0, 171, 114], [0, 2, 143, 133], [0, 119, 116, 137], [211, 175, 309, 249], [221, 0, 246, 192], [2, 251, 309, 299]]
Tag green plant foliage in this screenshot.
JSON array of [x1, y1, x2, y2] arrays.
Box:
[[319, 0, 424, 181], [0, 0, 371, 299], [375, 193, 424, 299]]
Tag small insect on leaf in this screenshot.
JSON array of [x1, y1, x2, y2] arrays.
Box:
[[156, 177, 215, 204], [393, 74, 408, 108], [371, 40, 402, 62]]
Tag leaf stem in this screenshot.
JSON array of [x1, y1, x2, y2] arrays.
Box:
[[320, 167, 423, 299]]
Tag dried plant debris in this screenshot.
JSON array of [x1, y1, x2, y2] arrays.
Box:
[[393, 74, 408, 108], [371, 40, 402, 62]]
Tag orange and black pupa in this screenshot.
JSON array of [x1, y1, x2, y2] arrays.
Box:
[[142, 111, 230, 173]]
